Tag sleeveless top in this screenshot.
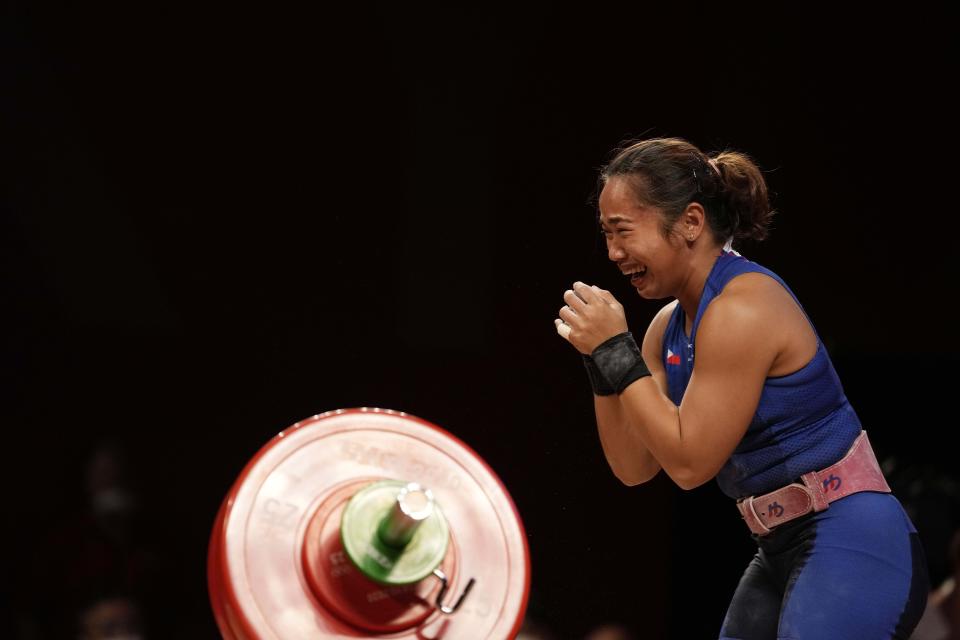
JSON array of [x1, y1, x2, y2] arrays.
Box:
[[662, 250, 861, 499]]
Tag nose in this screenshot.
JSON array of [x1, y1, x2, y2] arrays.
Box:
[[606, 237, 625, 263]]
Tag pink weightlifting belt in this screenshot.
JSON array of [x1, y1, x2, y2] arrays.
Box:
[[736, 431, 891, 536]]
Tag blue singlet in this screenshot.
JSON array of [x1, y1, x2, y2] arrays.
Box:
[[660, 250, 928, 639]]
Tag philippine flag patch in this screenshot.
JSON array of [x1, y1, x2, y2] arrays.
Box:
[[666, 349, 681, 365]]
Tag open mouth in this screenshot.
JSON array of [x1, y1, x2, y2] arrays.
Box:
[[626, 267, 647, 284]]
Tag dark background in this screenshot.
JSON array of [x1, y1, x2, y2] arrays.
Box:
[[3, 3, 957, 638]]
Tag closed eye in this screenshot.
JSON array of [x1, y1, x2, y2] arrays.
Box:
[[600, 227, 629, 237]]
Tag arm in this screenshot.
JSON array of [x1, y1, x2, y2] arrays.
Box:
[[620, 277, 799, 489], [594, 397, 660, 486], [559, 277, 792, 490], [592, 303, 676, 485], [615, 294, 771, 489]]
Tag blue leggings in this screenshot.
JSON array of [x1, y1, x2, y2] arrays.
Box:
[[719, 492, 928, 640]]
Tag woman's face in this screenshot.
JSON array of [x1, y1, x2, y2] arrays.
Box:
[[598, 176, 687, 300]]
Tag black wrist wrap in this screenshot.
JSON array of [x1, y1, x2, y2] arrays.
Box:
[[582, 354, 616, 396], [591, 332, 651, 395]]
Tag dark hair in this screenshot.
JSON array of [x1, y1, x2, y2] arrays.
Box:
[[599, 137, 774, 245]]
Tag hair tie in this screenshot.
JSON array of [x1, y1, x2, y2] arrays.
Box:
[[708, 158, 722, 178]]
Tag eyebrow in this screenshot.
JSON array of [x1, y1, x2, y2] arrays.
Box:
[[599, 215, 630, 227]]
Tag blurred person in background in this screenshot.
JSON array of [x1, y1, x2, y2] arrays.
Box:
[[76, 592, 145, 640], [913, 528, 960, 640], [516, 614, 558, 640], [24, 439, 167, 638], [584, 622, 635, 640]]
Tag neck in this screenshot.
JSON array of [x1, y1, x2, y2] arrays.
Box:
[[677, 244, 725, 323]]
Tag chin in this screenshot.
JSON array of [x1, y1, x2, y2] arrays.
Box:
[[634, 287, 654, 300], [635, 286, 669, 301]]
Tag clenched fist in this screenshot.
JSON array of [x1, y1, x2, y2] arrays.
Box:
[[554, 281, 629, 354]]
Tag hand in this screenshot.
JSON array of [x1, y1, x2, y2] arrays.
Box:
[[554, 282, 629, 354]]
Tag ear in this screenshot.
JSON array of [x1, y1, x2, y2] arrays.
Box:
[[680, 202, 706, 242]]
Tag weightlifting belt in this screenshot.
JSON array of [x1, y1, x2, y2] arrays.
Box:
[[736, 431, 890, 536]]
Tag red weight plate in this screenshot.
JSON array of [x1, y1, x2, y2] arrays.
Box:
[[208, 408, 530, 639]]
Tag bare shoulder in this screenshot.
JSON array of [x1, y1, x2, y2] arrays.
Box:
[[641, 300, 679, 362], [698, 272, 813, 370], [643, 300, 679, 340], [709, 272, 806, 328]]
